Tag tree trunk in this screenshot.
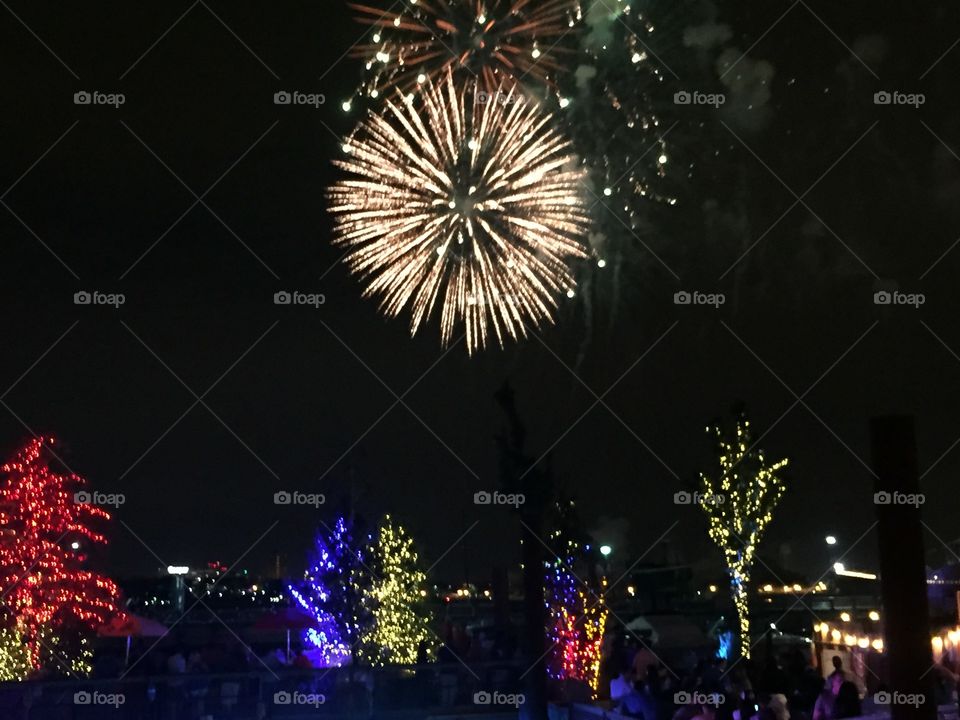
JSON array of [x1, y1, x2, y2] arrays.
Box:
[[731, 576, 751, 660]]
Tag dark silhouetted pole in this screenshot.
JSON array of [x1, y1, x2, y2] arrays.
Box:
[[871, 416, 934, 720], [496, 383, 550, 720]]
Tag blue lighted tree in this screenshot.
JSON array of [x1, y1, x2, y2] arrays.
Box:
[[288, 516, 371, 666]]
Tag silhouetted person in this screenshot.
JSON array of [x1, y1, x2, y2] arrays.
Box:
[[827, 656, 846, 695], [832, 681, 861, 719]]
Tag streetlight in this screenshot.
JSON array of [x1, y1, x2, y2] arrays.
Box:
[[167, 566, 189, 615], [599, 545, 612, 557], [825, 535, 837, 545]]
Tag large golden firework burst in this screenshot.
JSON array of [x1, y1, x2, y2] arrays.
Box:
[[349, 0, 580, 98], [328, 73, 590, 353]]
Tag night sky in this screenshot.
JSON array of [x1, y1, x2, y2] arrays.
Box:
[[1, 2, 959, 586]]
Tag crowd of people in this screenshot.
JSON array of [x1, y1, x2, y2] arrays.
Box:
[[602, 637, 960, 720]]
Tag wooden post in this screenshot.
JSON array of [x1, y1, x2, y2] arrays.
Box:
[[871, 416, 935, 720]]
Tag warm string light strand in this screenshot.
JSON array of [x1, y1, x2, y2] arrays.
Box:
[[698, 414, 788, 659], [544, 502, 607, 693], [359, 515, 431, 666]]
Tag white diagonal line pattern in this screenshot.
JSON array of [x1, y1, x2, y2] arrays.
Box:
[[119, 321, 280, 480], [119, 120, 280, 279], [722, 321, 880, 478], [719, 121, 878, 280]]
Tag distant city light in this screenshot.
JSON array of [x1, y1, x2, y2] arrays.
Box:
[[167, 565, 189, 575]]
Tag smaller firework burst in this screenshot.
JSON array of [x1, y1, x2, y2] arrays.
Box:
[[348, 0, 580, 99], [328, 73, 590, 353]]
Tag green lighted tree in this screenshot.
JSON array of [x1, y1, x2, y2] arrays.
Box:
[[698, 409, 788, 659]]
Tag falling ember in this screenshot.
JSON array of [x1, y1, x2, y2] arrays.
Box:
[[328, 72, 590, 353], [349, 0, 580, 96]]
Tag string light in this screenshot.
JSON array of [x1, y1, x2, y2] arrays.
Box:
[[0, 628, 30, 681], [698, 412, 788, 658], [0, 437, 123, 674], [359, 516, 431, 666], [288, 517, 366, 667], [544, 501, 608, 695]]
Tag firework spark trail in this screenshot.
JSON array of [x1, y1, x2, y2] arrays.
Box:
[[328, 73, 590, 353], [349, 0, 580, 96]]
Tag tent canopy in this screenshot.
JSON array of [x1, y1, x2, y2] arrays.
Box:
[[98, 613, 169, 638]]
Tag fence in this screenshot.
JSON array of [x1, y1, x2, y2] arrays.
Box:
[[0, 660, 525, 719]]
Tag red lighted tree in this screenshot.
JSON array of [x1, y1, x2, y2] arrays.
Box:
[[0, 437, 123, 672]]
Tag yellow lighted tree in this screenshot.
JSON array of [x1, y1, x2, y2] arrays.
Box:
[[359, 516, 431, 666], [0, 628, 31, 681], [698, 409, 788, 659]]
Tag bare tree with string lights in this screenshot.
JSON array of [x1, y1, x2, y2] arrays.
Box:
[[698, 408, 788, 659]]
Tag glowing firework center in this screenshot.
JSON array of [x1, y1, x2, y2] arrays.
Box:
[[329, 73, 589, 353]]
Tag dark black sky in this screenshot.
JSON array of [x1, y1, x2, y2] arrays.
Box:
[[1, 1, 959, 586]]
